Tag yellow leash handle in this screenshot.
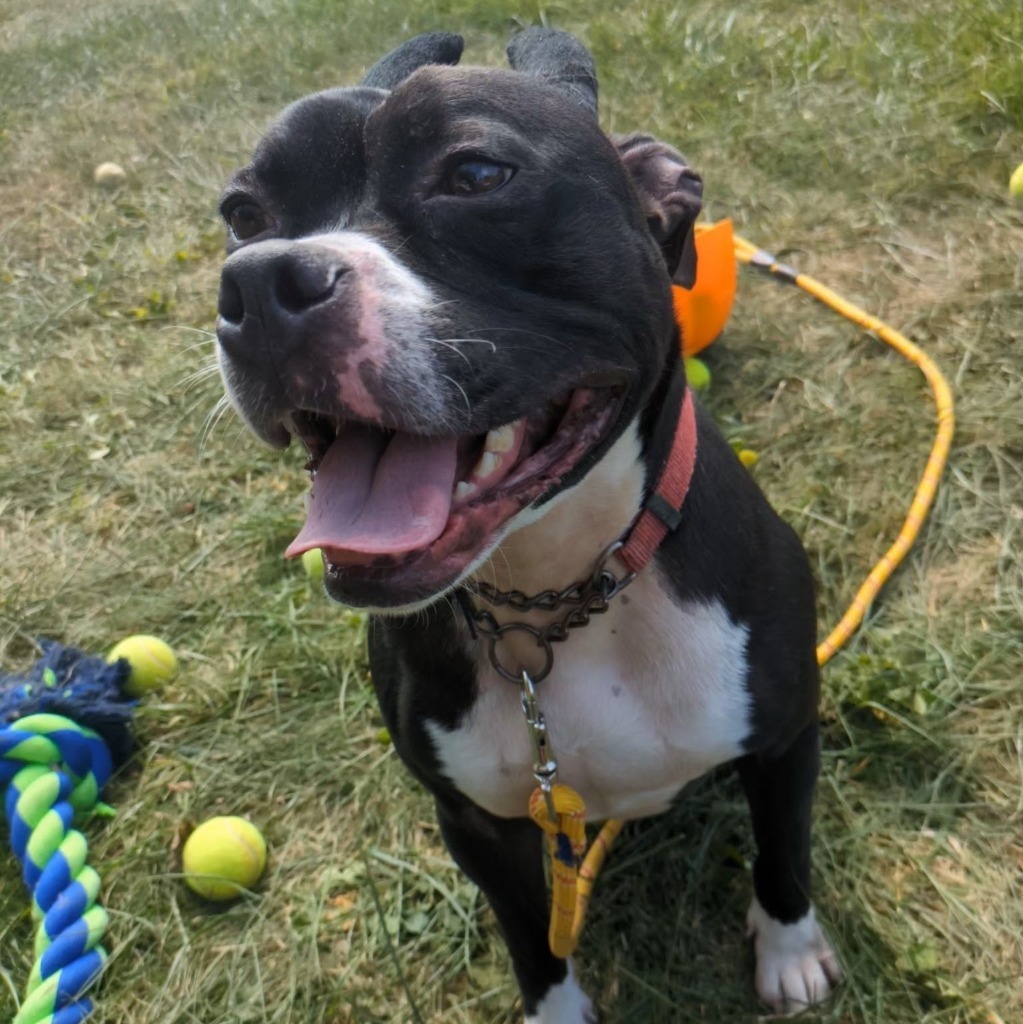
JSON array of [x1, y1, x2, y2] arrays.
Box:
[[528, 785, 588, 958], [528, 786, 624, 958], [533, 228, 956, 959]]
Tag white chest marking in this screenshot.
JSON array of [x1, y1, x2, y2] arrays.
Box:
[[427, 421, 752, 820], [426, 571, 752, 821]]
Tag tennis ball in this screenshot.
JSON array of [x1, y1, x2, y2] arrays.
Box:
[[93, 162, 126, 187], [684, 357, 711, 391], [737, 448, 759, 468], [1010, 162, 1023, 205], [301, 547, 325, 580], [107, 635, 179, 696], [182, 816, 267, 901]]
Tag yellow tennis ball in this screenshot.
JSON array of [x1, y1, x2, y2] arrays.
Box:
[[93, 161, 126, 187], [301, 547, 325, 580], [1010, 162, 1023, 205], [107, 635, 179, 696], [684, 356, 711, 391], [182, 816, 267, 901]]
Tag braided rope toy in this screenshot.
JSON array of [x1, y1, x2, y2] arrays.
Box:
[[1, 642, 139, 1023]]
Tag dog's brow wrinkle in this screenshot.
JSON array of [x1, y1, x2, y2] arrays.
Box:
[[447, 117, 521, 150]]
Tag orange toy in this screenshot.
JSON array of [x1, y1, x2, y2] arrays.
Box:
[[673, 219, 737, 355]]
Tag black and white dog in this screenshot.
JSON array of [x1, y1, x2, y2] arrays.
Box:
[[214, 29, 841, 1021]]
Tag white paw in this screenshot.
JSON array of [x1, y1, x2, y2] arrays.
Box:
[[747, 897, 842, 1014], [524, 961, 594, 1024]]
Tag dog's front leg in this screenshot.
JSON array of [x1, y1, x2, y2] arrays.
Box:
[[737, 721, 842, 1014], [436, 797, 595, 1024]]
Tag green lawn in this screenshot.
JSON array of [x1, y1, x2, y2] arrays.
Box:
[[1, 1, 1021, 1021]]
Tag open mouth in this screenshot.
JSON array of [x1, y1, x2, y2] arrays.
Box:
[[282, 386, 623, 605]]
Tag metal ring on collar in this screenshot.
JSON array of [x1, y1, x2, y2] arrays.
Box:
[[486, 622, 555, 684]]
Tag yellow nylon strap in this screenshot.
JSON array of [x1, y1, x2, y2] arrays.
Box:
[[530, 227, 955, 959], [528, 783, 624, 958], [528, 784, 587, 959]]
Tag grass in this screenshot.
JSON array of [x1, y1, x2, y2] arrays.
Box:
[[1, 0, 1021, 1021]]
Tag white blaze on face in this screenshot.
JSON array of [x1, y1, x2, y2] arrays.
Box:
[[296, 230, 453, 426]]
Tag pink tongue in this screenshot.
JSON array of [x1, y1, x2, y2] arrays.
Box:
[[285, 426, 458, 558]]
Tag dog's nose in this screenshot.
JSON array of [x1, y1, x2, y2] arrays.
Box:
[[217, 241, 348, 351]]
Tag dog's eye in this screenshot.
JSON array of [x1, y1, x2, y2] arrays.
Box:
[[443, 160, 514, 197], [226, 202, 269, 241]]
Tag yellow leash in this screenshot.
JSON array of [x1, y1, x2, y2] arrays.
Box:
[[529, 227, 956, 959], [729, 233, 957, 662]]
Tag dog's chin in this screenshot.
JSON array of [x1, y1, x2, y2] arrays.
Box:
[[288, 386, 625, 612], [320, 535, 501, 613]]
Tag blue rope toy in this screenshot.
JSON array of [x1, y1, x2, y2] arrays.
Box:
[[1, 641, 138, 1024]]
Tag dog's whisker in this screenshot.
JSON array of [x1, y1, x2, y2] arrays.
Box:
[[160, 324, 217, 339], [199, 395, 233, 455], [487, 545, 513, 593], [173, 340, 220, 357], [199, 395, 230, 448], [436, 336, 499, 354], [387, 233, 415, 259], [176, 362, 222, 391], [159, 325, 219, 355], [440, 373, 472, 425], [427, 338, 474, 367], [466, 326, 575, 352], [422, 298, 462, 313]]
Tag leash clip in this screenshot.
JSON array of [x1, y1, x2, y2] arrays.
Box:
[[519, 670, 558, 820]]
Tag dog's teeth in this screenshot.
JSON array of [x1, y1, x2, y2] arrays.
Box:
[[484, 423, 516, 454], [464, 418, 523, 491], [454, 481, 477, 502], [473, 451, 501, 482]]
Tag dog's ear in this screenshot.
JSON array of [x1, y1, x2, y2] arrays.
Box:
[[506, 27, 598, 118], [614, 133, 703, 288], [362, 32, 464, 90]]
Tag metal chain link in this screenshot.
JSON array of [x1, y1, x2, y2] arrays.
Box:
[[460, 540, 637, 683]]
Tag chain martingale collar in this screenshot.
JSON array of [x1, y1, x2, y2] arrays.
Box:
[[457, 386, 699, 685]]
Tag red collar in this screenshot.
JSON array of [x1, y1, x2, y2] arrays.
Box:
[[618, 386, 698, 575]]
